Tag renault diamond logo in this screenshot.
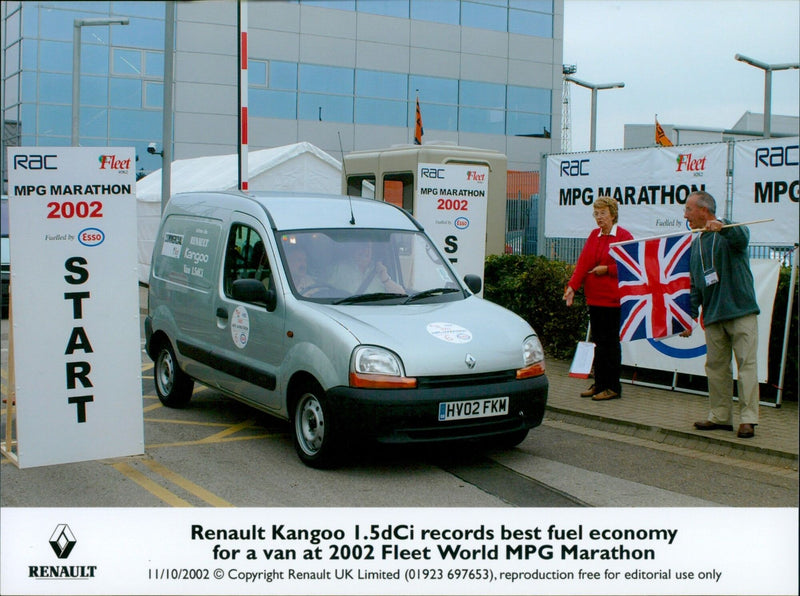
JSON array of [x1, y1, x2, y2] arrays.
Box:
[[465, 353, 476, 369], [49, 524, 77, 559]]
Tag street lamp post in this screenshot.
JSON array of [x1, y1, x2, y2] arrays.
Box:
[[565, 76, 624, 151], [72, 18, 129, 146], [735, 53, 799, 138]]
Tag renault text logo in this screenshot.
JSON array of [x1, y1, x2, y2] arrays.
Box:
[[49, 524, 77, 559]]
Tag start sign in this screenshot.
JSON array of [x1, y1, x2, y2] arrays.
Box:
[[6, 147, 143, 468], [415, 163, 489, 290]]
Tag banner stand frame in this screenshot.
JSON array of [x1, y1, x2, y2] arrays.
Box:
[[775, 244, 798, 408], [1, 294, 19, 467]]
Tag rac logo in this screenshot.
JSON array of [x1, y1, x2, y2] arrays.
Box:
[[560, 159, 589, 176], [13, 154, 57, 170], [420, 167, 445, 179], [755, 144, 798, 167]]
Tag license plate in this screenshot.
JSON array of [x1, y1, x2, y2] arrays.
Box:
[[438, 397, 509, 421]]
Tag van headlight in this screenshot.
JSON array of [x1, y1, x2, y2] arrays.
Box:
[[517, 335, 545, 379], [350, 346, 417, 389]]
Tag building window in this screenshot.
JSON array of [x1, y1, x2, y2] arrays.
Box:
[[410, 0, 460, 25], [356, 0, 409, 18], [461, 1, 507, 32]]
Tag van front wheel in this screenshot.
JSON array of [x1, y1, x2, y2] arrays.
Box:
[[293, 386, 339, 468], [154, 341, 194, 408]]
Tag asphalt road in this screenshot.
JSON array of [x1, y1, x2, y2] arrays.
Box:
[[1, 315, 797, 508]]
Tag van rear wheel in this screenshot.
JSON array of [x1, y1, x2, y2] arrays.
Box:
[[293, 384, 339, 468], [154, 341, 194, 408]]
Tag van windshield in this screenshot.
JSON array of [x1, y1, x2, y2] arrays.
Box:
[[277, 229, 464, 304]]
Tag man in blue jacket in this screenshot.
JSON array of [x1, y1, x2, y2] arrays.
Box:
[[681, 191, 759, 438]]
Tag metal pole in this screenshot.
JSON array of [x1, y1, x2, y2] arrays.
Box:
[[71, 22, 81, 146], [763, 68, 772, 138], [589, 88, 598, 151], [161, 2, 175, 213]]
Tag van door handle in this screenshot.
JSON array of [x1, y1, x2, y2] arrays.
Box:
[[216, 308, 228, 320]]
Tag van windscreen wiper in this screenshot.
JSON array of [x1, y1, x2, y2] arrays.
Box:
[[403, 287, 461, 304], [333, 292, 408, 305]]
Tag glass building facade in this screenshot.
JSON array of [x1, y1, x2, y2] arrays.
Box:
[[2, 0, 562, 185]]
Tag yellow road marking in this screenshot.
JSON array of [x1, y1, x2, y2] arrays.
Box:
[[200, 419, 254, 443], [142, 459, 233, 507], [143, 402, 162, 413], [147, 433, 278, 449], [145, 418, 231, 428], [112, 461, 193, 507]]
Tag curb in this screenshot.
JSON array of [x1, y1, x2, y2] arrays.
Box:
[[545, 406, 799, 471]]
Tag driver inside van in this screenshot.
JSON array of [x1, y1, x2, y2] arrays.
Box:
[[286, 245, 316, 294], [330, 242, 404, 295]]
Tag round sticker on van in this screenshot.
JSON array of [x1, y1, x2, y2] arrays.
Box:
[[427, 322, 472, 344], [231, 305, 250, 349]]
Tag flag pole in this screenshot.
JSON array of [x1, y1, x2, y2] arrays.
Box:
[[610, 219, 774, 247]]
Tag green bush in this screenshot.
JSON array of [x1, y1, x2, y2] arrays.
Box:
[[483, 254, 588, 359], [483, 254, 798, 401]]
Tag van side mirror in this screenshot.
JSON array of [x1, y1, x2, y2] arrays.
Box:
[[463, 274, 482, 294], [232, 278, 277, 311]]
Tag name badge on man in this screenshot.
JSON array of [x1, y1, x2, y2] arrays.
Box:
[[704, 271, 719, 286]]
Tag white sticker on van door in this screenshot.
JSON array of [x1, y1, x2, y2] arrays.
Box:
[[427, 322, 472, 344], [231, 305, 250, 349]]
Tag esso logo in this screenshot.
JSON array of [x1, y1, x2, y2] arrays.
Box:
[[79, 227, 105, 247], [454, 217, 470, 230]]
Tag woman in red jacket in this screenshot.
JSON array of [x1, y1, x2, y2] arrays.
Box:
[[563, 196, 633, 400]]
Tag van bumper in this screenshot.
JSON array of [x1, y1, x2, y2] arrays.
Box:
[[325, 373, 548, 444]]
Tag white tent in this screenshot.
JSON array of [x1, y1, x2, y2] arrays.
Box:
[[136, 142, 342, 282]]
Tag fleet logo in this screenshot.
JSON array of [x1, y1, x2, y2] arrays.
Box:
[[49, 524, 77, 559], [98, 154, 131, 172], [27, 524, 99, 579], [12, 154, 57, 170], [675, 153, 707, 173], [466, 170, 485, 182]]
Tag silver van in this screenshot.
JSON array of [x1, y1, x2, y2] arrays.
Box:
[[145, 191, 547, 467]]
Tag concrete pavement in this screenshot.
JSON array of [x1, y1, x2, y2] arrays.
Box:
[[545, 358, 798, 471]]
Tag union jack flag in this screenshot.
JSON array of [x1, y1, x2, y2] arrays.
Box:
[[609, 233, 694, 341]]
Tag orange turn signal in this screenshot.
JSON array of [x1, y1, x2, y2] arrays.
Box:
[[349, 372, 418, 389], [516, 362, 545, 379]]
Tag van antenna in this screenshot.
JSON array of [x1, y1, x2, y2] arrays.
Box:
[[338, 131, 355, 225]]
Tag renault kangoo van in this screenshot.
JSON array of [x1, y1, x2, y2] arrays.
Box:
[[146, 191, 547, 467]]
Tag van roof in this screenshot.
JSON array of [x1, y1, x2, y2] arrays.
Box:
[[170, 191, 421, 232]]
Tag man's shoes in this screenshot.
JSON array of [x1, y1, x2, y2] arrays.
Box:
[[592, 389, 620, 401], [737, 423, 755, 438], [693, 420, 734, 431], [579, 384, 596, 398]]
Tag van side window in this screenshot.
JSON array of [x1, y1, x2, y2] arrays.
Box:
[[223, 224, 271, 299]]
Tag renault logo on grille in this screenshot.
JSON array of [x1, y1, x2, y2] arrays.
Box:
[[465, 354, 476, 369]]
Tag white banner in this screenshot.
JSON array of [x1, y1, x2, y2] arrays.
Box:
[[545, 144, 729, 239], [415, 163, 489, 285], [731, 137, 799, 245], [1, 507, 797, 595], [7, 147, 144, 468], [621, 259, 780, 382]]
